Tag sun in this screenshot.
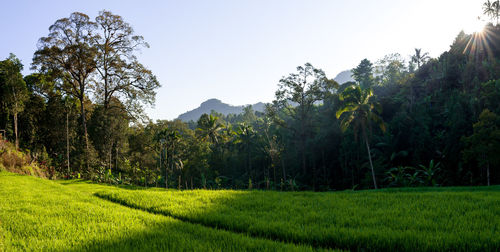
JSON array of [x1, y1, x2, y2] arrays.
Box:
[[463, 17, 487, 34]]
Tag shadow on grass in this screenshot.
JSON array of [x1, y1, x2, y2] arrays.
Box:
[[66, 219, 312, 252], [95, 186, 500, 252]]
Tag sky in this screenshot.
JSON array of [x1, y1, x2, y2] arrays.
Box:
[[0, 0, 486, 120]]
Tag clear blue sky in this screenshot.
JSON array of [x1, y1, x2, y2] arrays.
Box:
[[0, 0, 485, 120]]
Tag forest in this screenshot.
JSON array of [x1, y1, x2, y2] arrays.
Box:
[[1, 5, 500, 192]]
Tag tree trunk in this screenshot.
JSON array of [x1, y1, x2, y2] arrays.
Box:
[[66, 112, 70, 174], [109, 150, 112, 171], [487, 161, 491, 186], [115, 142, 118, 170], [311, 151, 316, 191], [248, 145, 252, 182], [165, 147, 168, 189], [282, 154, 286, 182], [363, 131, 378, 189], [273, 160, 277, 189], [13, 112, 18, 149], [79, 98, 90, 171], [301, 137, 306, 175]]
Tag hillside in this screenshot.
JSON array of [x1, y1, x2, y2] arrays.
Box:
[[0, 136, 50, 178], [177, 98, 266, 122]]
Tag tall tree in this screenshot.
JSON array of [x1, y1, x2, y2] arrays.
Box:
[[462, 109, 500, 186], [0, 54, 28, 149], [94, 10, 160, 117], [336, 84, 385, 189], [32, 12, 98, 170], [274, 63, 337, 176], [236, 123, 255, 181], [352, 59, 374, 90], [375, 53, 407, 86]]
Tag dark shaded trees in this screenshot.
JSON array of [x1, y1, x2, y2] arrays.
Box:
[[337, 85, 385, 189], [462, 109, 500, 186], [352, 59, 374, 90], [273, 63, 337, 181]]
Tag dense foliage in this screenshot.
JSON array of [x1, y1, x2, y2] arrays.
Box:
[[1, 6, 500, 190]]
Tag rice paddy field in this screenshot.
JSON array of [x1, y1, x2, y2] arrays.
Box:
[[1, 171, 500, 251]]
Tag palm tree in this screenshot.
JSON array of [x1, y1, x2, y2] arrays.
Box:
[[236, 123, 255, 181], [196, 114, 225, 145], [411, 48, 430, 68], [483, 0, 500, 25], [336, 85, 386, 189], [156, 128, 183, 188]]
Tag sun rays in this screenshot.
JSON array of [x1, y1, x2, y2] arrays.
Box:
[[463, 24, 499, 59]]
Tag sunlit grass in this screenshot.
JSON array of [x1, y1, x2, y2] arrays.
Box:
[[96, 185, 500, 251], [2, 171, 499, 251], [0, 172, 318, 251]]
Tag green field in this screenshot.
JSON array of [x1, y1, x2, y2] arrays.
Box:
[[0, 172, 316, 251], [96, 185, 500, 251], [1, 171, 500, 251]]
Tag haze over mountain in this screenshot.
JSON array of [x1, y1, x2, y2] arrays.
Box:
[[177, 98, 266, 122]]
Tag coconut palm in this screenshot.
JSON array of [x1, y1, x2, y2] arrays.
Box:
[[411, 48, 430, 68], [196, 114, 225, 145], [483, 0, 500, 25], [336, 84, 386, 189], [236, 123, 255, 180]]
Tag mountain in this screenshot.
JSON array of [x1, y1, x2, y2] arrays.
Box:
[[177, 70, 352, 122], [333, 70, 354, 84], [177, 98, 266, 122]]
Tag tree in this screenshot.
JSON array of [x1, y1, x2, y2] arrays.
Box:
[[32, 12, 98, 170], [235, 123, 255, 181], [196, 114, 225, 146], [274, 63, 337, 176], [94, 10, 160, 118], [352, 59, 374, 89], [0, 54, 28, 149], [483, 0, 500, 25], [462, 109, 500, 186], [88, 98, 129, 172], [411, 48, 430, 69], [336, 84, 385, 189], [156, 126, 184, 188], [375, 53, 407, 86]]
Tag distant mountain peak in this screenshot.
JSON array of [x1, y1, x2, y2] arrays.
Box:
[[177, 99, 266, 122], [200, 98, 222, 106], [333, 70, 354, 84]]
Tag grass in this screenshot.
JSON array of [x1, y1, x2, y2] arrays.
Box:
[[0, 172, 318, 251], [2, 171, 499, 251], [95, 185, 500, 251]]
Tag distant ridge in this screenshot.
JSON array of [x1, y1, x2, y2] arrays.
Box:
[[177, 98, 266, 122], [333, 70, 354, 84]]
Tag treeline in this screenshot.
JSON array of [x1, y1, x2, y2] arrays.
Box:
[[2, 10, 500, 190]]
